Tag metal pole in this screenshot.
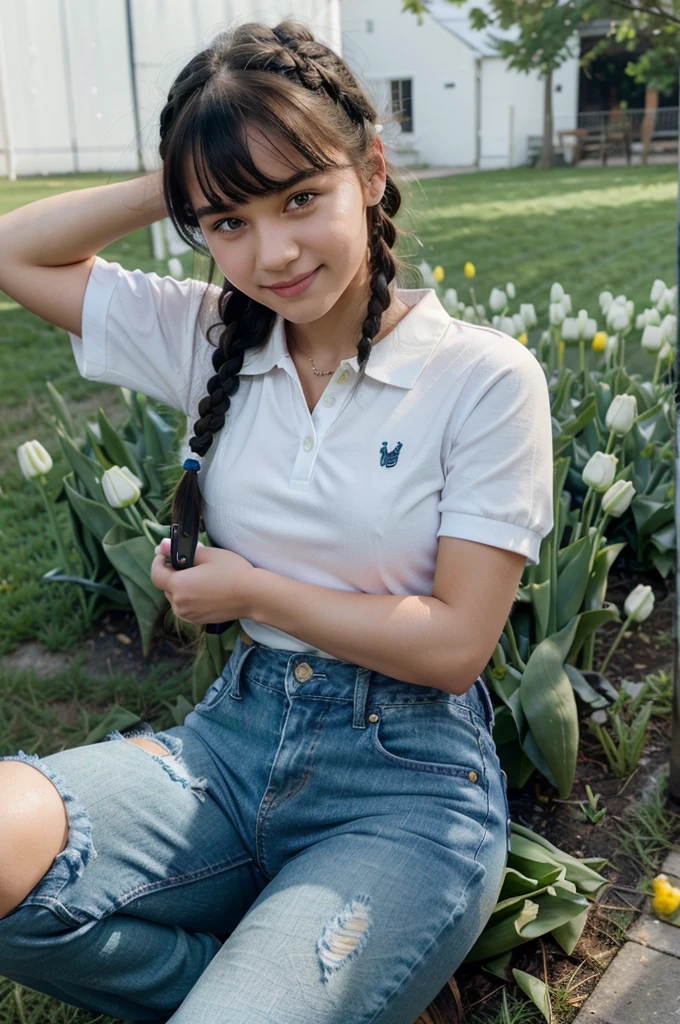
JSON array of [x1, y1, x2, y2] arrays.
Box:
[[124, 0, 144, 172], [669, 67, 680, 808], [0, 18, 16, 180]]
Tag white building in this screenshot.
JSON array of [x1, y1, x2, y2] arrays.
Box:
[[341, 0, 580, 169], [0, 0, 341, 178]]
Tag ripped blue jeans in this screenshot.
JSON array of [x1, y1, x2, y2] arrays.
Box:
[[0, 631, 511, 1024]]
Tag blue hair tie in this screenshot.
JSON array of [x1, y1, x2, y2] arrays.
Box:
[[183, 457, 201, 472]]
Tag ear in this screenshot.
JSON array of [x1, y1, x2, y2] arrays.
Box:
[[365, 136, 387, 208]]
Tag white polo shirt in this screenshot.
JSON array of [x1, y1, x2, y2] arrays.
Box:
[[68, 256, 554, 658]]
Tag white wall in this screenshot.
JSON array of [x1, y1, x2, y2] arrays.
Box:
[[480, 49, 580, 169], [342, 0, 477, 167], [0, 0, 341, 177]]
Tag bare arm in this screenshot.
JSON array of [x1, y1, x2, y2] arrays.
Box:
[[0, 169, 167, 336]]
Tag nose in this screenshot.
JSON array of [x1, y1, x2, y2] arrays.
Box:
[[255, 221, 300, 275]]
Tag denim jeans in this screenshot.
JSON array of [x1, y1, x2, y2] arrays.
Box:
[[0, 630, 511, 1024]]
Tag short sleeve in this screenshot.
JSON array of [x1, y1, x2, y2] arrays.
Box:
[[68, 255, 220, 415], [437, 344, 554, 567]]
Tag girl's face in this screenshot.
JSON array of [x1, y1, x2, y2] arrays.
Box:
[[183, 125, 386, 324]]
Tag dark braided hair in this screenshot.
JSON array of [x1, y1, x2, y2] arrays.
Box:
[[157, 19, 412, 619]]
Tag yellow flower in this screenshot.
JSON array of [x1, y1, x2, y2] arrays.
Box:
[[463, 261, 476, 279], [433, 265, 445, 283], [652, 874, 680, 917], [517, 332, 528, 345], [592, 330, 608, 352]]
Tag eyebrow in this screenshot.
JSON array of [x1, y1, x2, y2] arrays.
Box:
[[194, 167, 323, 220]]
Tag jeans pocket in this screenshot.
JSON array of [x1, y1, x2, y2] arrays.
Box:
[[369, 700, 487, 781]]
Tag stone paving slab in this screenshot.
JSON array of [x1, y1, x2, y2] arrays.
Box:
[[573, 942, 680, 1023], [627, 915, 680, 958]]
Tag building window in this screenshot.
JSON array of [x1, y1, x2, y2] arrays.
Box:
[[390, 79, 413, 133]]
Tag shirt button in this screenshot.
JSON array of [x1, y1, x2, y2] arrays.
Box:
[[367, 713, 380, 723], [322, 396, 335, 406], [468, 770, 478, 783], [302, 436, 314, 452], [336, 370, 350, 385]]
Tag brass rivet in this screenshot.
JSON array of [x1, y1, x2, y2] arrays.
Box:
[[367, 713, 380, 723], [294, 662, 314, 682], [468, 770, 478, 783]]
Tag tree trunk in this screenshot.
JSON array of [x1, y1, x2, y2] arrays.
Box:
[[538, 67, 554, 170], [641, 86, 659, 165]]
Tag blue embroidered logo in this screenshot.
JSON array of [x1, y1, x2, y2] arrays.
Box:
[[379, 441, 403, 467]]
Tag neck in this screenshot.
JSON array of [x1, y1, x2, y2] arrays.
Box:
[[285, 260, 407, 369]]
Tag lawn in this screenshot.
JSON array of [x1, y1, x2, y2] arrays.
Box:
[[0, 161, 677, 1024]]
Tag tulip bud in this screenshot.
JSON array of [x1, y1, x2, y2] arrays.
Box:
[[512, 313, 526, 335], [418, 261, 437, 288], [506, 282, 516, 299], [119, 465, 144, 491], [561, 316, 579, 341], [498, 316, 515, 336], [520, 303, 537, 328], [582, 318, 597, 342], [518, 332, 528, 345], [17, 440, 53, 480], [659, 340, 671, 360], [601, 479, 635, 517], [657, 287, 676, 314], [549, 301, 566, 326], [464, 305, 476, 321], [650, 279, 666, 304], [433, 265, 445, 283], [550, 282, 564, 303], [605, 393, 637, 435], [489, 287, 508, 313], [623, 583, 655, 623], [561, 293, 573, 314], [582, 452, 618, 492], [641, 324, 662, 353], [607, 302, 630, 333], [463, 261, 476, 278], [599, 291, 613, 314], [102, 465, 141, 509], [441, 288, 459, 314], [660, 314, 676, 344], [592, 330, 608, 352], [605, 334, 618, 358]]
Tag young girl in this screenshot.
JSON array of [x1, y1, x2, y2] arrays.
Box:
[[0, 20, 553, 1024]]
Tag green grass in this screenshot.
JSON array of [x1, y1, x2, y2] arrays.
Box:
[[0, 163, 677, 1023]]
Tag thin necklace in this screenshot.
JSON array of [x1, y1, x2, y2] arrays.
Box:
[[286, 316, 393, 377]]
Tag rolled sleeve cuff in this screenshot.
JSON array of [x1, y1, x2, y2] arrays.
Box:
[[68, 256, 121, 379], [437, 511, 544, 566]]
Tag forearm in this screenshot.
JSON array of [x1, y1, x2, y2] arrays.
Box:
[[245, 569, 473, 694], [0, 170, 166, 267]]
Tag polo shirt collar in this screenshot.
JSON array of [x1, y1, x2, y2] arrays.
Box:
[[238, 288, 451, 390]]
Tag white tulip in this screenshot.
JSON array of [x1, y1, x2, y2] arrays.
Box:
[[489, 287, 508, 313], [583, 318, 597, 342], [167, 257, 184, 279], [119, 465, 144, 491], [641, 324, 663, 353], [623, 583, 654, 623], [561, 316, 580, 341], [476, 303, 486, 318], [506, 282, 516, 299], [463, 305, 476, 321], [614, 294, 627, 306], [512, 313, 526, 335], [605, 334, 619, 358], [499, 316, 516, 336], [549, 301, 566, 326], [650, 278, 666, 304], [441, 288, 459, 314], [599, 291, 613, 314], [561, 293, 573, 314], [520, 303, 537, 328], [607, 303, 630, 333], [418, 261, 437, 288], [550, 282, 565, 303], [660, 314, 676, 344], [102, 466, 141, 508], [17, 440, 53, 480], [601, 479, 635, 517], [659, 340, 671, 360], [605, 393, 637, 435], [582, 452, 618, 492], [657, 287, 676, 314], [626, 299, 635, 319]]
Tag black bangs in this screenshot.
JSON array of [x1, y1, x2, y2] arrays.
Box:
[[164, 71, 356, 254]]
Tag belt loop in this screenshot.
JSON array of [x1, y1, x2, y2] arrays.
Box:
[[353, 667, 372, 729], [474, 677, 495, 731], [227, 635, 257, 701]]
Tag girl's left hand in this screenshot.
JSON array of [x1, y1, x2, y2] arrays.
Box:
[[150, 537, 257, 624]]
